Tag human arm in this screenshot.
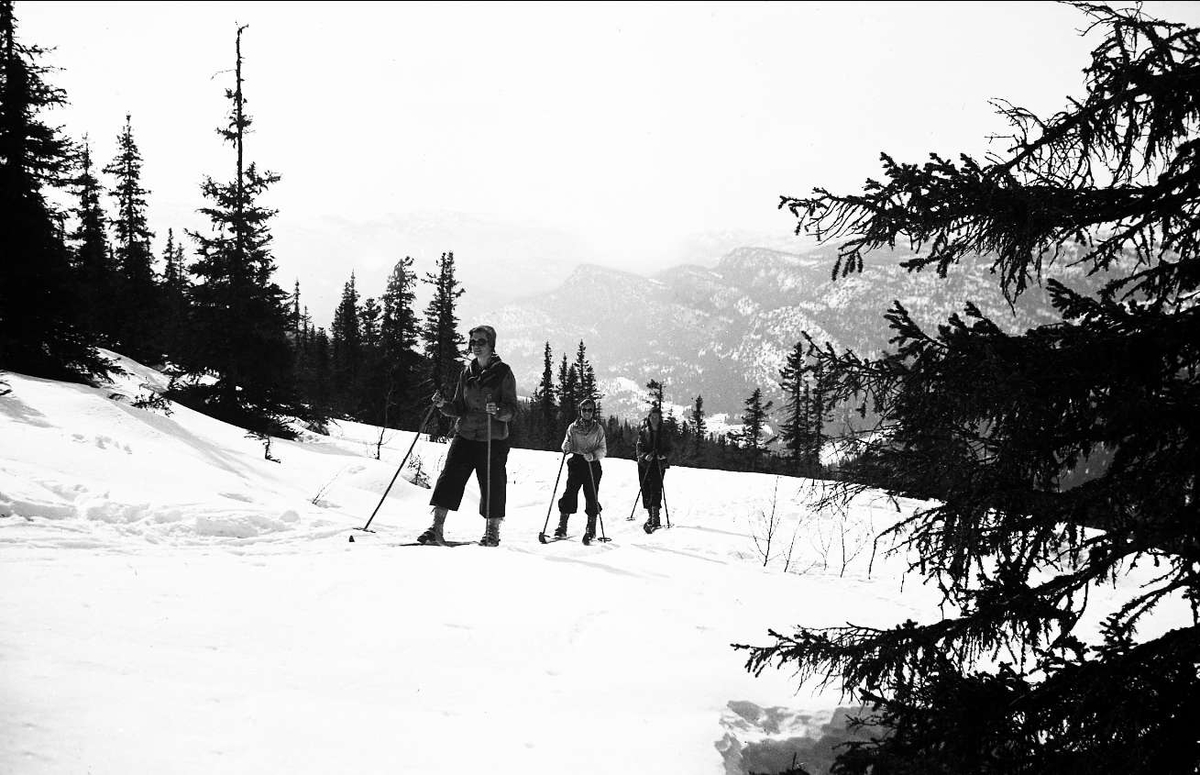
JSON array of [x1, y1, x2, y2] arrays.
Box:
[[486, 366, 519, 423], [591, 425, 607, 461], [434, 371, 467, 417]]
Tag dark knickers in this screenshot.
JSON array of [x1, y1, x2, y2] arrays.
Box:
[[430, 436, 510, 518]]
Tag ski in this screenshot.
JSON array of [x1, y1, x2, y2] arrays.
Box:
[[538, 532, 611, 545], [396, 540, 473, 547]]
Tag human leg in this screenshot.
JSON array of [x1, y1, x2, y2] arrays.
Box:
[[643, 466, 663, 533], [418, 506, 449, 545], [583, 461, 603, 517], [476, 440, 509, 545], [430, 436, 478, 513], [423, 437, 477, 542]]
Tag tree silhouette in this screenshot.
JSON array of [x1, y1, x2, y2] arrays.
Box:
[[103, 113, 160, 363], [330, 272, 362, 416], [689, 394, 707, 462], [422, 251, 465, 439], [0, 0, 108, 382], [159, 228, 190, 364], [645, 379, 664, 410], [532, 341, 558, 449], [182, 25, 296, 435], [557, 352, 578, 428], [380, 255, 426, 429], [739, 5, 1200, 773], [778, 338, 830, 475], [734, 387, 773, 472], [68, 137, 117, 346], [574, 340, 598, 408]]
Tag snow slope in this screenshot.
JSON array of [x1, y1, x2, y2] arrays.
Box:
[[0, 353, 1186, 774]]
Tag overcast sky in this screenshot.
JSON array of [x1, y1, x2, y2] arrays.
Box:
[[18, 1, 1200, 320]]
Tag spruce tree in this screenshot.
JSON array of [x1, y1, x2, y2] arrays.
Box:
[[330, 273, 362, 416], [287, 280, 321, 421], [422, 250, 465, 439], [533, 341, 558, 449], [573, 340, 598, 408], [778, 339, 827, 474], [68, 137, 116, 345], [360, 297, 380, 348], [556, 353, 576, 430], [159, 228, 190, 365], [182, 25, 296, 435], [689, 394, 707, 461], [289, 279, 302, 336], [0, 0, 107, 382], [645, 379, 665, 410], [734, 387, 773, 472], [380, 255, 425, 429], [358, 295, 389, 426], [103, 114, 159, 363], [309, 326, 332, 420], [777, 341, 806, 471], [740, 5, 1200, 772]]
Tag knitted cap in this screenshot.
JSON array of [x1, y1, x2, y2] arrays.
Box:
[[468, 325, 497, 350]]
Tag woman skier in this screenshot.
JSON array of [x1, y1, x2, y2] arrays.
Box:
[[555, 398, 607, 545]]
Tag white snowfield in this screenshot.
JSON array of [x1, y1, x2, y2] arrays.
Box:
[[1, 352, 1187, 774]]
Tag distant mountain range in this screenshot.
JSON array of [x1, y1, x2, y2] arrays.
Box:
[[479, 245, 1105, 423]]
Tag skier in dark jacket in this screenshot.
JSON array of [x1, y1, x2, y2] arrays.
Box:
[[555, 398, 607, 544], [419, 325, 519, 547], [636, 404, 673, 533]]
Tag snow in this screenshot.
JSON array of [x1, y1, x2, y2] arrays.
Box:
[[0, 352, 1188, 774]]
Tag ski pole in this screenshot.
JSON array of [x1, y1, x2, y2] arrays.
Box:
[[354, 403, 438, 537], [485, 390, 493, 521], [656, 457, 672, 529], [538, 452, 568, 543], [585, 457, 610, 542], [627, 460, 652, 521]]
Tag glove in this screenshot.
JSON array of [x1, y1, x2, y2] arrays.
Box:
[[583, 453, 593, 462]]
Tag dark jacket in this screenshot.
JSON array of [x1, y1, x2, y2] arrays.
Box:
[[439, 356, 519, 441], [636, 420, 673, 467]]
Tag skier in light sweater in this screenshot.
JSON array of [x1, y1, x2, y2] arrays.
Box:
[[554, 398, 607, 545]]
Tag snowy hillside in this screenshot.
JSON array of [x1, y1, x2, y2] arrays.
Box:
[[1, 353, 1186, 774]]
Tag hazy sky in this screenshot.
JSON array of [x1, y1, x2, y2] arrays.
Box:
[[18, 1, 1200, 320]]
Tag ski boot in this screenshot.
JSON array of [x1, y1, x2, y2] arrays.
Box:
[[582, 513, 597, 545], [643, 507, 661, 534], [418, 507, 449, 545], [479, 517, 502, 547], [553, 513, 569, 540]]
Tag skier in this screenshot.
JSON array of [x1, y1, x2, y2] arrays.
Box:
[[419, 325, 518, 547], [554, 398, 607, 544], [636, 403, 672, 533]]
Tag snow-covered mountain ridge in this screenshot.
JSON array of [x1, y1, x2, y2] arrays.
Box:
[[480, 245, 1101, 420]]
